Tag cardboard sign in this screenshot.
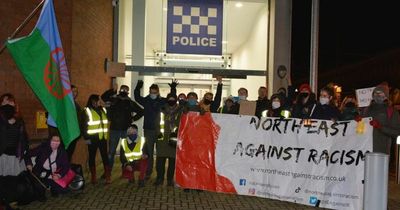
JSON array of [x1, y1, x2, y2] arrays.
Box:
[[356, 87, 374, 107], [239, 101, 256, 116], [106, 61, 126, 77]]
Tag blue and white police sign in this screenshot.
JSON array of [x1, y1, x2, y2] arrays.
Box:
[[167, 0, 223, 55]]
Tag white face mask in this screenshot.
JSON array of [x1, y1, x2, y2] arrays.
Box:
[[319, 97, 330, 105], [272, 101, 281, 109], [239, 96, 247, 101]]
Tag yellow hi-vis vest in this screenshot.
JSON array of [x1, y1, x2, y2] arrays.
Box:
[[85, 107, 109, 140], [121, 137, 145, 162]]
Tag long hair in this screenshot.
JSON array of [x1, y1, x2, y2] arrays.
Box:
[[86, 94, 100, 109]]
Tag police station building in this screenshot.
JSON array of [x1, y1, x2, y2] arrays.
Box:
[[115, 0, 291, 100]]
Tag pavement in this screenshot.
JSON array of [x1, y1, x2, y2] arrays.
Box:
[[18, 164, 400, 210]]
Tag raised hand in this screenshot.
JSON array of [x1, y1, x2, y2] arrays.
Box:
[[169, 79, 179, 88], [136, 80, 144, 90], [216, 75, 223, 84]]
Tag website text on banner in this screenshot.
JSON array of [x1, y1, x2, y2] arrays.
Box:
[[176, 113, 372, 210]]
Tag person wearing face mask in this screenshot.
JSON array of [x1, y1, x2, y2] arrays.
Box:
[[154, 94, 184, 187], [25, 135, 70, 197], [230, 87, 249, 115], [0, 100, 28, 177], [184, 92, 201, 113], [267, 94, 290, 118], [178, 93, 187, 106], [310, 86, 340, 121], [120, 125, 148, 187], [364, 83, 400, 155], [292, 83, 317, 119], [199, 76, 223, 113], [83, 95, 111, 184], [101, 84, 143, 174], [134, 79, 178, 180], [339, 95, 360, 121], [218, 97, 235, 114]]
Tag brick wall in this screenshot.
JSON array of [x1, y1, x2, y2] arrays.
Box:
[[0, 0, 112, 141]]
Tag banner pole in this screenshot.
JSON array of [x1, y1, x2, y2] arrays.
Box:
[[0, 0, 45, 55]]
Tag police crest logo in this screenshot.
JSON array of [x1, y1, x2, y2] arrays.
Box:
[[167, 0, 223, 55]]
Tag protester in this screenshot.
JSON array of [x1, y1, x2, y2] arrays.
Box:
[[25, 135, 70, 197], [184, 92, 201, 113], [198, 76, 223, 113], [83, 95, 111, 184], [339, 95, 359, 121], [120, 125, 148, 187], [364, 83, 400, 154], [134, 79, 177, 180], [230, 88, 249, 114], [0, 95, 28, 177], [311, 86, 340, 120], [178, 93, 187, 106], [267, 93, 290, 118], [65, 85, 84, 162], [218, 97, 235, 114], [155, 93, 184, 187], [101, 84, 143, 172], [255, 87, 271, 118], [291, 83, 317, 119]]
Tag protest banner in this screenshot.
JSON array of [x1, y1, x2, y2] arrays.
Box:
[[176, 113, 372, 210]]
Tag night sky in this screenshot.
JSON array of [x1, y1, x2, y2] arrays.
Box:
[[291, 1, 400, 86]]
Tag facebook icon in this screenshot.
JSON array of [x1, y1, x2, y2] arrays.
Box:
[[239, 179, 246, 186]]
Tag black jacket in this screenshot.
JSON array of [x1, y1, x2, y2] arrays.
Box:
[[101, 89, 144, 130]]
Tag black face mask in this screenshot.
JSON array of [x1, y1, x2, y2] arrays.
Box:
[[345, 102, 356, 108], [203, 99, 212, 105], [119, 92, 129, 97], [0, 104, 16, 120], [299, 92, 309, 98], [168, 100, 177, 106], [178, 100, 186, 105]]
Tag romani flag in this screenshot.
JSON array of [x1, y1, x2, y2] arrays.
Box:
[[6, 0, 79, 147]]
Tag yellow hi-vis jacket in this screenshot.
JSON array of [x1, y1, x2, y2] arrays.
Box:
[[85, 107, 109, 140], [121, 137, 145, 162]]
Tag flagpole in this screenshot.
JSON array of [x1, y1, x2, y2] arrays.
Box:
[[0, 0, 45, 55]]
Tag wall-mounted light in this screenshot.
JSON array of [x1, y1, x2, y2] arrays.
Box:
[[235, 2, 243, 8]]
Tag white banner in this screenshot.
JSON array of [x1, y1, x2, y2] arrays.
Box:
[[214, 115, 372, 209]]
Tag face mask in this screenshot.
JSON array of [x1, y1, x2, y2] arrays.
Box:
[[179, 100, 186, 105], [319, 97, 330, 105], [50, 141, 60, 150], [119, 92, 128, 97], [188, 99, 197, 106], [272, 101, 281, 109], [150, 94, 157, 100], [168, 100, 177, 106], [373, 95, 386, 104], [345, 102, 356, 108], [203, 99, 212, 105], [128, 134, 138, 141], [0, 104, 16, 120], [239, 96, 247, 101]]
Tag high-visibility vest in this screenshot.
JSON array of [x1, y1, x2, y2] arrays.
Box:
[[85, 107, 109, 140], [121, 137, 145, 162]]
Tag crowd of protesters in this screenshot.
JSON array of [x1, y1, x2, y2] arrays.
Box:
[[1, 78, 400, 208]]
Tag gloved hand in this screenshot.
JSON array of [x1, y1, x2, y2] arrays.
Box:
[[168, 79, 179, 89], [135, 80, 144, 90], [369, 119, 382, 129], [354, 115, 362, 122]]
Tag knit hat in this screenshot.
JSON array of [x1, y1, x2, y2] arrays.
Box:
[[374, 82, 389, 98], [299, 83, 311, 93]]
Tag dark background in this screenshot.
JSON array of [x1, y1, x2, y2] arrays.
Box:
[[291, 1, 400, 91]]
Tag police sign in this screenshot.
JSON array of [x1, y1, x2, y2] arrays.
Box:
[[167, 0, 223, 55]]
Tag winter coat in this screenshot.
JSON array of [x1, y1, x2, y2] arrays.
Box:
[[364, 102, 400, 154], [0, 115, 28, 159], [255, 97, 270, 118], [101, 89, 144, 130], [25, 142, 70, 178], [156, 104, 184, 158], [311, 104, 340, 121]]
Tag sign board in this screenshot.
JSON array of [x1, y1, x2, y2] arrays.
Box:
[[176, 113, 372, 210], [167, 0, 223, 55], [356, 87, 374, 107]]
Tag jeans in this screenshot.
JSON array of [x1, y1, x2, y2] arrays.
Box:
[[108, 130, 127, 169], [88, 139, 109, 168], [144, 129, 158, 177]]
